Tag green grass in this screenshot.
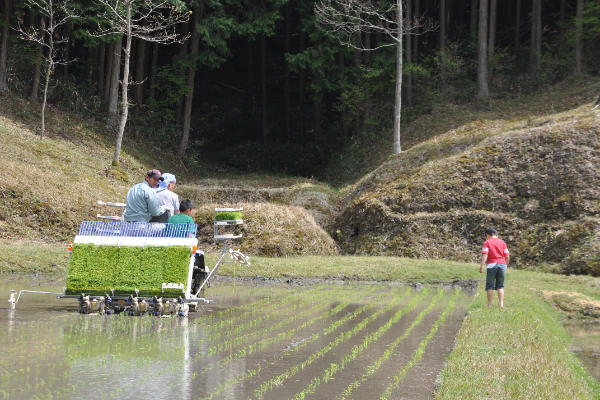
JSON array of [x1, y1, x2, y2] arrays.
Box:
[[436, 281, 600, 399], [207, 254, 481, 282], [0, 243, 70, 274]]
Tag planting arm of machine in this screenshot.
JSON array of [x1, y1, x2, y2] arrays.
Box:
[[194, 208, 246, 297]]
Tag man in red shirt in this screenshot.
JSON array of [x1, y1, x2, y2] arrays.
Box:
[[480, 227, 510, 308]]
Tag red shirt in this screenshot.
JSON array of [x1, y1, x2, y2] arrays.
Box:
[[482, 238, 509, 264]]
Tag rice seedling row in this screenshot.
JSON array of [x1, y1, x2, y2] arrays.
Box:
[[290, 288, 442, 400], [339, 289, 460, 400], [204, 286, 349, 343], [194, 285, 324, 324], [249, 288, 415, 399], [195, 288, 397, 400], [198, 286, 379, 373], [201, 286, 356, 360], [377, 289, 460, 400], [200, 286, 327, 334]]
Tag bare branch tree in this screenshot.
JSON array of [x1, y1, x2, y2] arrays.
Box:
[[89, 0, 190, 164], [315, 0, 436, 154], [16, 0, 82, 139]]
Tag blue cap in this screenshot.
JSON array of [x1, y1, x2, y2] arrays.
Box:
[[156, 173, 176, 192]]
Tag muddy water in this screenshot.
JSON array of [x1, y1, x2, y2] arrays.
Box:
[[0, 276, 469, 400], [565, 321, 600, 383]]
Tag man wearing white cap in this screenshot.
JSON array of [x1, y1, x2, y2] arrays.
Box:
[[124, 169, 168, 222], [150, 173, 180, 223]]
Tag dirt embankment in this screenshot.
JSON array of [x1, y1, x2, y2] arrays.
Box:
[[332, 106, 600, 275], [194, 202, 338, 257]]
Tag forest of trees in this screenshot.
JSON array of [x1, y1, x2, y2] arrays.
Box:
[[0, 0, 599, 174]]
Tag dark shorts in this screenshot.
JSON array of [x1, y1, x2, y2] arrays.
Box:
[[485, 263, 507, 291]]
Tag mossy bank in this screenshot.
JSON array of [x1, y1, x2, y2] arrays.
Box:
[[332, 100, 600, 275]]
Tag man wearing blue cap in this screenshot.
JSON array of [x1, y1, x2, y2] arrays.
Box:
[[124, 169, 168, 222], [150, 173, 180, 223]]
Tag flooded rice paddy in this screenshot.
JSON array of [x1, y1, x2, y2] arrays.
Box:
[[565, 321, 600, 383], [0, 277, 470, 399]]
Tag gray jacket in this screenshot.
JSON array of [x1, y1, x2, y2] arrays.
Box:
[[124, 181, 166, 222]]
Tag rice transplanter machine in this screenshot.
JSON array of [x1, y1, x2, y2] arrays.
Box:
[[8, 206, 248, 317]]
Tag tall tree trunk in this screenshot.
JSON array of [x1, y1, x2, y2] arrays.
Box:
[[515, 0, 521, 68], [425, 0, 431, 53], [470, 0, 478, 38], [260, 31, 267, 143], [298, 30, 306, 146], [477, 0, 489, 99], [393, 0, 403, 155], [314, 95, 322, 145], [98, 43, 105, 96], [107, 37, 122, 130], [314, 41, 322, 144], [0, 0, 12, 93], [529, 0, 541, 81], [30, 15, 45, 102], [413, 0, 419, 63], [283, 0, 292, 143], [92, 45, 99, 82], [459, 0, 466, 30], [374, 31, 382, 49], [559, 0, 566, 48], [338, 52, 347, 148], [534, 0, 541, 81], [575, 0, 584, 74], [104, 41, 114, 102], [87, 46, 94, 84], [40, 26, 54, 139], [363, 31, 371, 64], [113, 18, 133, 163], [176, 22, 189, 125], [134, 36, 146, 106], [129, 35, 137, 78], [488, 0, 497, 81], [179, 4, 203, 158], [149, 42, 158, 99], [406, 0, 413, 106], [529, 0, 537, 76], [440, 0, 446, 90], [353, 33, 362, 136], [447, 0, 453, 34], [362, 32, 370, 136], [245, 39, 254, 114], [62, 21, 71, 80]]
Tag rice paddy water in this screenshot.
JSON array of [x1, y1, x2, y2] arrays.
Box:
[[0, 276, 470, 399]]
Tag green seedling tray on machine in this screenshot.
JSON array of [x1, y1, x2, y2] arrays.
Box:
[[65, 221, 198, 299]]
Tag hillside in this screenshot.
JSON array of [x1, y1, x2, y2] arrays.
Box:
[[0, 95, 338, 255], [2, 77, 600, 270], [331, 77, 600, 275]]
